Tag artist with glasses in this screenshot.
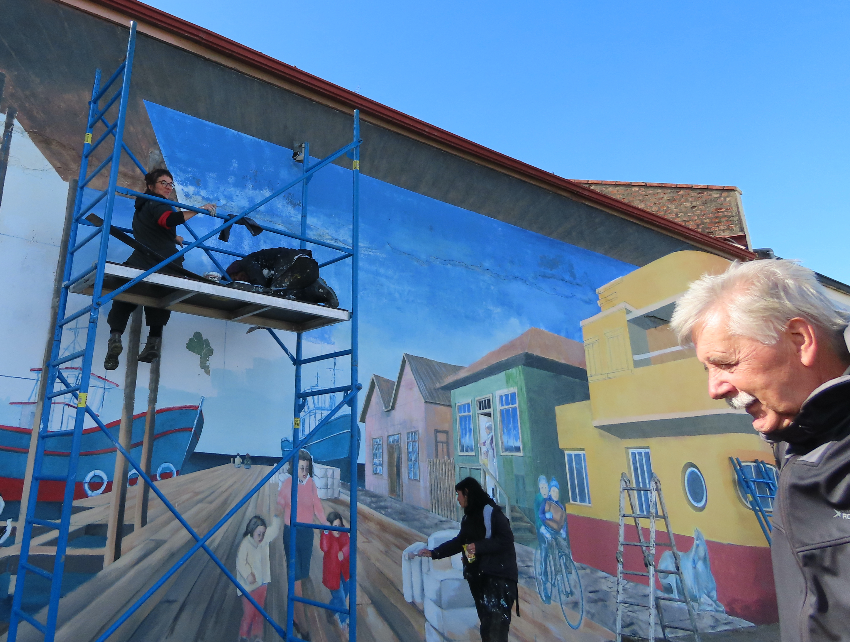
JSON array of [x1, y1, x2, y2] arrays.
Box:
[[104, 168, 217, 369]]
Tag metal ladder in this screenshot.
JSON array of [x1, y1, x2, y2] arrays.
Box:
[[615, 473, 701, 642], [9, 21, 362, 642], [730, 457, 777, 545]]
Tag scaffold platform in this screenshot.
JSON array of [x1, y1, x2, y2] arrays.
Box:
[[72, 262, 350, 333]]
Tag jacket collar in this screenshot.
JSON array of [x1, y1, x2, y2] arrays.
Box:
[[768, 372, 850, 448]]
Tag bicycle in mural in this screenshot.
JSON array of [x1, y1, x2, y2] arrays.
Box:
[[534, 533, 584, 628], [534, 479, 584, 629]]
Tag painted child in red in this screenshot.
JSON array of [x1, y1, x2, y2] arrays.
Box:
[[320, 511, 350, 628]]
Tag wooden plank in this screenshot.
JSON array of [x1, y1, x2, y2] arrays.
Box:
[[105, 309, 143, 566], [133, 354, 160, 529], [65, 469, 264, 642], [8, 466, 261, 642], [123, 470, 266, 642], [3, 468, 619, 642]]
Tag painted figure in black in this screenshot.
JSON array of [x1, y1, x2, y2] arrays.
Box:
[[104, 169, 216, 369], [417, 477, 519, 642], [225, 248, 338, 308]]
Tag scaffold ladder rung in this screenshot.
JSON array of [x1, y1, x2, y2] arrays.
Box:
[[27, 518, 61, 530], [19, 562, 53, 581], [299, 348, 352, 364], [58, 304, 93, 326], [50, 350, 86, 367], [46, 385, 80, 399], [12, 608, 47, 634], [41, 429, 75, 439]]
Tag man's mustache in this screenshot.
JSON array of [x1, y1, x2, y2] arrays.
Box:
[[726, 391, 757, 411]]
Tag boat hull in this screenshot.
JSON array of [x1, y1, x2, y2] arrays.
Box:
[[0, 405, 203, 502], [281, 413, 360, 479]]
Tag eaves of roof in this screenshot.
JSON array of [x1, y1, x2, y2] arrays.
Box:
[[72, 0, 754, 262], [441, 352, 588, 392], [575, 180, 740, 191]]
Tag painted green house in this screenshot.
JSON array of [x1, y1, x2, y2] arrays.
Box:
[[440, 328, 589, 522]]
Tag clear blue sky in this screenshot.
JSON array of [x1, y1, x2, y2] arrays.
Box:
[[145, 0, 850, 283]]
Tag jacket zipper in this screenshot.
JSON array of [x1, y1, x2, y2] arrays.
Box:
[[779, 454, 809, 642]]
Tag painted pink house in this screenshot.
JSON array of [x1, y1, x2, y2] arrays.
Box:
[[360, 354, 462, 510]]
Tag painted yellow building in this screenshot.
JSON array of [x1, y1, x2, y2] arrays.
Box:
[[556, 251, 777, 624]]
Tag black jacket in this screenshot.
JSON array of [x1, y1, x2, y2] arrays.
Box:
[[126, 195, 184, 271], [770, 374, 850, 642], [431, 503, 518, 583]]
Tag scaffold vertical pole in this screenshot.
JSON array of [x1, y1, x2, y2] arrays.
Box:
[[8, 23, 138, 642], [347, 109, 361, 642]]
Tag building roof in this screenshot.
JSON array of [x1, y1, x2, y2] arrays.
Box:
[[358, 355, 463, 422], [573, 181, 750, 249], [399, 354, 463, 407], [40, 0, 753, 263], [373, 375, 396, 410], [441, 328, 587, 391], [358, 374, 396, 423]]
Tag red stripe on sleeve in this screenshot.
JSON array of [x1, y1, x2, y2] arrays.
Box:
[[157, 211, 173, 228]]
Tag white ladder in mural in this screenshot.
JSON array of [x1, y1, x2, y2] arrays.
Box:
[[615, 473, 701, 641]]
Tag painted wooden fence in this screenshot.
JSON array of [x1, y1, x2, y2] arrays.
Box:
[[428, 458, 459, 522]]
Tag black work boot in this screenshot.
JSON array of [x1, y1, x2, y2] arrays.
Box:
[[138, 336, 162, 363], [104, 332, 123, 370]]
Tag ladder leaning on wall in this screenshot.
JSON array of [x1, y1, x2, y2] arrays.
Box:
[[615, 473, 701, 642]]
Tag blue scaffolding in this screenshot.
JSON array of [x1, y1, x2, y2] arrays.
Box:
[[9, 22, 361, 642]]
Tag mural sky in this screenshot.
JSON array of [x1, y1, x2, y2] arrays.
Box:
[[0, 103, 635, 457]]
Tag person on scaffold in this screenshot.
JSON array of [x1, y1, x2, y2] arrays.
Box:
[[104, 169, 216, 369]]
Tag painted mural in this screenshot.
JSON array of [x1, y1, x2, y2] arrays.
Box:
[[0, 6, 781, 641]]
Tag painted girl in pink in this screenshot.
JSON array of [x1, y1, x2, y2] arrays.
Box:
[[276, 449, 328, 640]]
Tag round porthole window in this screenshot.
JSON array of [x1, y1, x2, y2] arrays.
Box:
[[682, 463, 707, 511]]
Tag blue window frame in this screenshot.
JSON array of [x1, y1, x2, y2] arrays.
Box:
[[457, 402, 474, 454], [565, 451, 591, 505], [629, 448, 654, 515], [735, 461, 778, 512], [497, 390, 522, 454], [372, 437, 383, 475], [407, 431, 420, 480], [683, 463, 707, 510]]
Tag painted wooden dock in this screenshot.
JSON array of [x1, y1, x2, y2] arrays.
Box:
[[2, 465, 614, 641]]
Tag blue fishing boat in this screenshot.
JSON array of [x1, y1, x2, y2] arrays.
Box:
[[0, 366, 204, 502], [281, 360, 359, 478]]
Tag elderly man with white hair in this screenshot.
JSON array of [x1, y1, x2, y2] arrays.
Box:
[[671, 259, 850, 642]]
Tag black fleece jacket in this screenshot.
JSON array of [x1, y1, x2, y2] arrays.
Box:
[[431, 503, 518, 583], [770, 374, 850, 642], [126, 195, 185, 270]]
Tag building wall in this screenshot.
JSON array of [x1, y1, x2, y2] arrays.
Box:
[[451, 366, 589, 515], [363, 362, 453, 510], [556, 400, 777, 622], [423, 402, 454, 462], [452, 370, 509, 486]]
